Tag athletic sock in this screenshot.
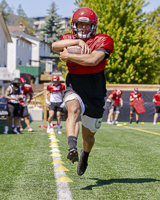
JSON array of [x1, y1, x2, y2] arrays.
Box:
[[68, 136, 77, 150], [81, 150, 90, 164], [57, 125, 60, 132], [130, 119, 132, 123]]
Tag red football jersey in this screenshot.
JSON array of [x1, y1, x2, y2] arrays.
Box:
[[60, 33, 114, 74], [21, 86, 32, 94], [47, 83, 65, 103], [47, 83, 65, 93], [153, 93, 160, 105], [20, 86, 32, 106], [108, 90, 122, 106], [130, 92, 142, 101]]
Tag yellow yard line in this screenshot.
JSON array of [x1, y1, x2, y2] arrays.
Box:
[[123, 126, 160, 136]]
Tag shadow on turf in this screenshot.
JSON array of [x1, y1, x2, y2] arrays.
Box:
[[81, 178, 160, 190]]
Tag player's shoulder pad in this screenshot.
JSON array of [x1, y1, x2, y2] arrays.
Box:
[[47, 84, 53, 90], [60, 84, 65, 90], [95, 34, 114, 53], [60, 33, 74, 40]]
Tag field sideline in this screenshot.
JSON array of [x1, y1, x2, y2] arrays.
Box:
[[0, 120, 160, 200]]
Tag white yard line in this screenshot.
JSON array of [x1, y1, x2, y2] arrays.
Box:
[[50, 136, 73, 200]]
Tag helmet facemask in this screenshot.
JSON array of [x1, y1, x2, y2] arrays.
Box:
[[71, 18, 97, 39]]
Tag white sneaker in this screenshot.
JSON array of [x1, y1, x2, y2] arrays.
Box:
[[20, 128, 23, 132], [28, 128, 34, 132], [107, 121, 112, 125], [153, 122, 156, 125], [4, 126, 9, 134], [12, 128, 20, 134], [47, 126, 51, 133], [57, 130, 62, 134]]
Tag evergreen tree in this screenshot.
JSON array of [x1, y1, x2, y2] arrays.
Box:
[[15, 4, 34, 35], [74, 0, 160, 84], [7, 6, 18, 25], [0, 0, 10, 20], [40, 2, 65, 59]]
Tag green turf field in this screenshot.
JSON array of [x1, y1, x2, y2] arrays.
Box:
[[0, 120, 160, 200]]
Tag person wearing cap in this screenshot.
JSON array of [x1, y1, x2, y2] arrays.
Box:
[[106, 89, 123, 125], [153, 88, 160, 125], [3, 78, 22, 134], [129, 88, 142, 124], [45, 74, 65, 134]]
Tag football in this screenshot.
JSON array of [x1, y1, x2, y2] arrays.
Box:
[[67, 46, 82, 54], [17, 95, 24, 100]]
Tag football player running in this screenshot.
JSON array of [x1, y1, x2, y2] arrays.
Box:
[[129, 88, 142, 124], [45, 74, 65, 134], [52, 7, 114, 176]]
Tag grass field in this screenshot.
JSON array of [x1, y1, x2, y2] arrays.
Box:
[[0, 120, 160, 200]]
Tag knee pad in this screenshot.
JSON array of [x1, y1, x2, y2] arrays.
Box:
[[81, 115, 102, 133], [64, 92, 85, 115]]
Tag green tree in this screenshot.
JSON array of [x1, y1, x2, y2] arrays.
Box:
[[0, 0, 10, 20], [75, 0, 160, 84], [15, 4, 34, 35], [40, 2, 65, 62], [147, 6, 160, 82], [41, 2, 64, 44]]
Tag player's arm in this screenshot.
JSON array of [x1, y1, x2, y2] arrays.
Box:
[[27, 92, 32, 104], [129, 96, 134, 102], [120, 98, 123, 107], [52, 39, 90, 54], [153, 98, 156, 103], [45, 90, 51, 106], [108, 94, 114, 104], [60, 48, 106, 66], [4, 87, 19, 101]]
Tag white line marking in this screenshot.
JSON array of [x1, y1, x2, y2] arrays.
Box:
[[50, 137, 73, 200]]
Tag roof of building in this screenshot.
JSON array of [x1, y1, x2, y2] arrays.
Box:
[[8, 25, 28, 34], [0, 13, 12, 42]]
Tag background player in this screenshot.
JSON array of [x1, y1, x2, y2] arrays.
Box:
[[153, 88, 160, 125], [129, 88, 142, 124], [19, 77, 34, 132], [4, 78, 22, 134], [106, 89, 123, 125], [45, 74, 65, 134], [51, 7, 114, 175]]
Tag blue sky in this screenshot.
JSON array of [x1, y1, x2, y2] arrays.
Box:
[[5, 0, 160, 18]]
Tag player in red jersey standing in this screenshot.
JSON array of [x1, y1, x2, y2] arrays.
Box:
[[153, 88, 160, 125], [51, 7, 114, 175], [106, 89, 123, 125], [45, 74, 65, 134], [19, 77, 34, 132], [129, 88, 142, 124]]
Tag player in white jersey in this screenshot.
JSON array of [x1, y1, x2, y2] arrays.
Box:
[[4, 78, 22, 134], [45, 74, 65, 134]]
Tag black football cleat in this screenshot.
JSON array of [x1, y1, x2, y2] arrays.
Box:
[[67, 148, 79, 164], [77, 149, 88, 176]]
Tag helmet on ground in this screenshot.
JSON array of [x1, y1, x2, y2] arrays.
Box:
[[52, 74, 59, 82], [134, 88, 138, 92], [157, 88, 160, 93], [20, 77, 26, 83], [71, 7, 98, 39]]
